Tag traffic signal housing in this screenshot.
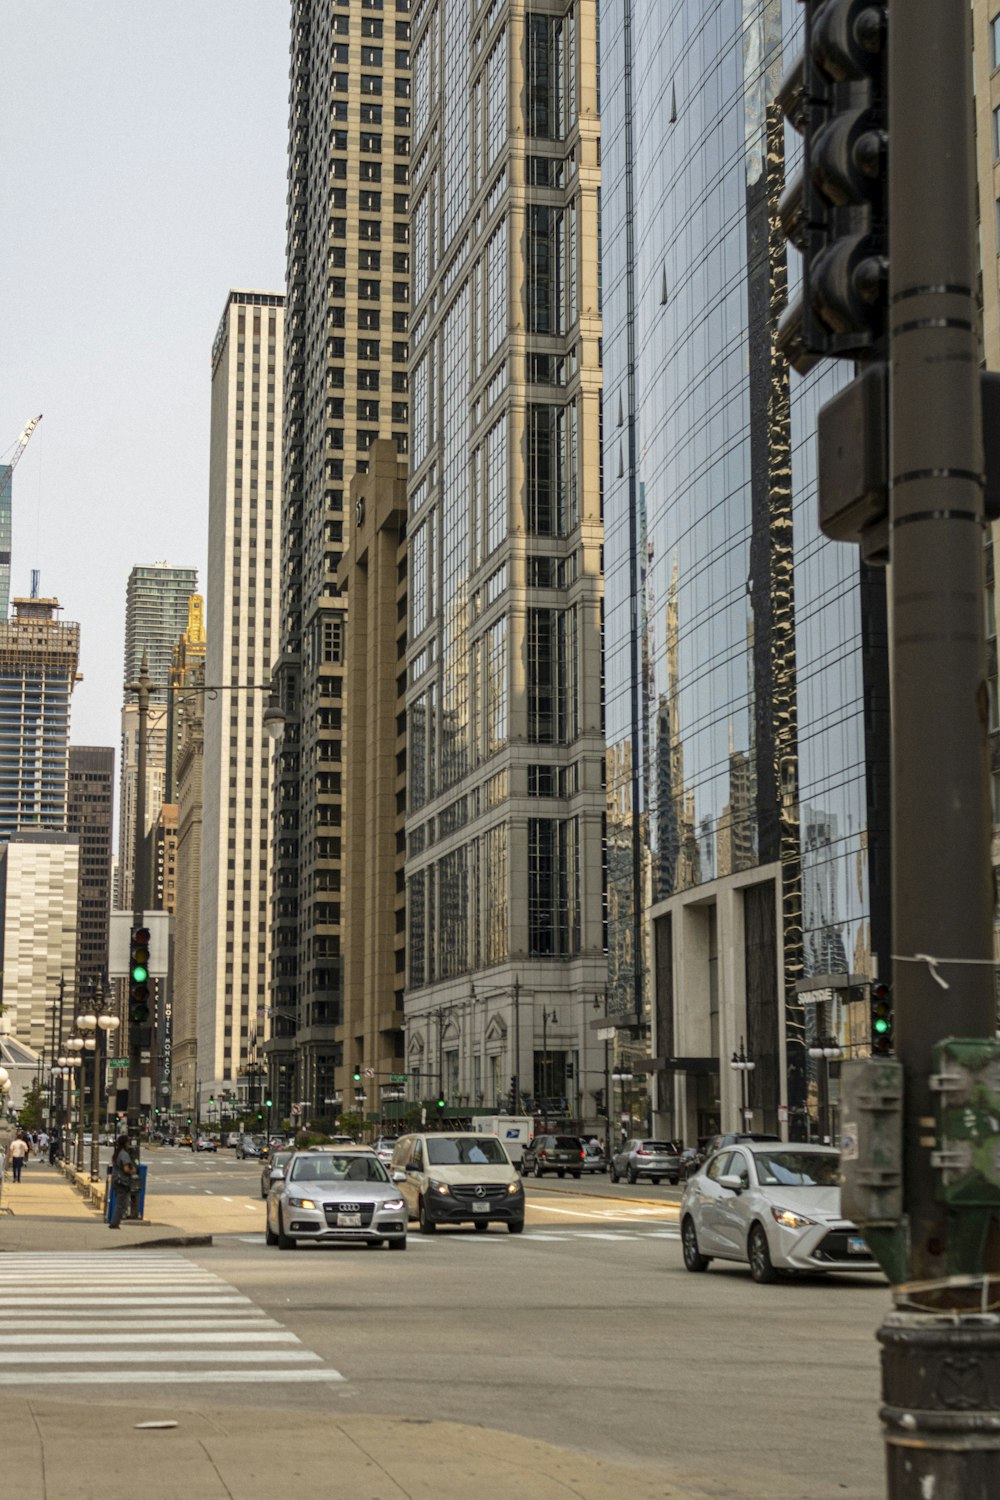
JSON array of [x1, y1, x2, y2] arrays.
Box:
[[128, 926, 151, 1025], [871, 982, 893, 1055], [353, 1065, 362, 1083], [436, 1091, 445, 1110], [777, 0, 888, 373]]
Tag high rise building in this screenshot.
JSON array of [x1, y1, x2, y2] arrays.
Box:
[[123, 563, 199, 689], [272, 6, 412, 1119], [0, 831, 79, 1051], [169, 598, 206, 1113], [0, 466, 12, 621], [400, 2, 606, 1122], [337, 440, 407, 1113], [199, 290, 283, 1110], [0, 596, 80, 840], [66, 746, 114, 995], [118, 563, 196, 912], [600, 2, 891, 1143]]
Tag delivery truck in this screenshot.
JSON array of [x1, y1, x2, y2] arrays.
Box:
[[472, 1115, 533, 1164]]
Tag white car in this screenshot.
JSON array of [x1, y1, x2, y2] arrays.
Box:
[[679, 1142, 880, 1284]]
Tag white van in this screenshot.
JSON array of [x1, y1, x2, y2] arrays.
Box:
[[390, 1132, 525, 1234], [472, 1115, 533, 1165]]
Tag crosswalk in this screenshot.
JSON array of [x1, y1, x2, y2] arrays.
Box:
[[0, 1252, 345, 1386]]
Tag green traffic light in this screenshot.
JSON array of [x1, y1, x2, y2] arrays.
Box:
[[874, 1017, 890, 1034], [131, 964, 148, 984]]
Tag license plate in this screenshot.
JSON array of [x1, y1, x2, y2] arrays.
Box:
[[472, 1201, 489, 1213], [847, 1235, 868, 1255], [337, 1212, 362, 1227]]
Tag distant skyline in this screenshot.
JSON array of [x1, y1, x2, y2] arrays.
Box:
[[0, 2, 288, 749]]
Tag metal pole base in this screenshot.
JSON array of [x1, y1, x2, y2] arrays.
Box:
[[880, 1307, 1000, 1496]]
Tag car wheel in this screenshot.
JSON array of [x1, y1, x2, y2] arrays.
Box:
[[609, 1164, 619, 1183], [651, 1177, 661, 1186], [681, 1215, 710, 1273], [749, 1222, 777, 1284], [627, 1167, 638, 1185], [508, 1219, 525, 1234], [534, 1162, 543, 1179], [277, 1210, 295, 1251], [418, 1196, 437, 1234], [572, 1172, 581, 1180], [474, 1220, 489, 1232], [388, 1237, 407, 1251], [557, 1170, 565, 1179], [265, 1220, 278, 1247]]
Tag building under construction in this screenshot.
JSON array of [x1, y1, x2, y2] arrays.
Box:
[[0, 595, 80, 839]]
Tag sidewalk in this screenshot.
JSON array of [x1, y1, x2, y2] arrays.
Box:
[[0, 1160, 210, 1252], [5, 1398, 712, 1500]]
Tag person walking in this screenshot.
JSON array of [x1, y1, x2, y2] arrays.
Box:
[[108, 1135, 140, 1228], [8, 1133, 30, 1183]]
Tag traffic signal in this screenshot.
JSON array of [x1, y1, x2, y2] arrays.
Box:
[[128, 926, 151, 1025], [353, 1066, 362, 1083], [436, 1092, 445, 1110], [594, 1087, 605, 1114], [265, 1096, 272, 1108], [776, 0, 888, 373], [871, 982, 893, 1055]]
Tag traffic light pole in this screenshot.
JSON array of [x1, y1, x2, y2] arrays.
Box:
[[880, 0, 1000, 1489], [126, 650, 154, 1138]]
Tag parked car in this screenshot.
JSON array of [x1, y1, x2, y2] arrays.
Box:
[[582, 1141, 607, 1174], [265, 1149, 406, 1251], [261, 1148, 295, 1200], [680, 1141, 880, 1284], [521, 1134, 588, 1179], [390, 1132, 524, 1233], [609, 1138, 683, 1186]]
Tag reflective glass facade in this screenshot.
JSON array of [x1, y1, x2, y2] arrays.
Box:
[[601, 1, 890, 1139]]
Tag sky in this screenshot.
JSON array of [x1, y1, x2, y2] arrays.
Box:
[[0, 2, 289, 751]]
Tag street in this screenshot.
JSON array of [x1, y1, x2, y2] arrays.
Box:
[[4, 1150, 885, 1499]]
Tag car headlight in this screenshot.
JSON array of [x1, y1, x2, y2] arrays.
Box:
[[770, 1205, 816, 1230], [288, 1196, 316, 1210], [429, 1178, 452, 1196], [380, 1198, 405, 1212], [507, 1180, 523, 1195]]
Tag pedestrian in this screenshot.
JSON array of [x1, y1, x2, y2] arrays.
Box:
[[37, 1129, 49, 1159], [8, 1133, 30, 1184], [108, 1134, 140, 1228]]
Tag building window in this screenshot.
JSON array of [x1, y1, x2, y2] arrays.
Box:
[[993, 13, 1000, 70]]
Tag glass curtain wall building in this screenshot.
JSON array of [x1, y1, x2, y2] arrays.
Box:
[[601, 0, 890, 1143], [403, 0, 606, 1125], [0, 596, 80, 840]]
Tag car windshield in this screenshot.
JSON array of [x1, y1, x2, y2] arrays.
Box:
[[643, 1141, 677, 1153], [289, 1153, 388, 1183], [754, 1151, 839, 1187], [272, 1151, 294, 1170], [426, 1137, 508, 1165]]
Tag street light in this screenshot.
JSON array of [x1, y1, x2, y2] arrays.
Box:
[[540, 1009, 558, 1131], [807, 1035, 844, 1144], [729, 1037, 756, 1131]]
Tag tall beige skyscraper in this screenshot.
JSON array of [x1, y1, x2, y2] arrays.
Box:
[[272, 5, 412, 1121], [198, 290, 284, 1110], [170, 597, 206, 1114]]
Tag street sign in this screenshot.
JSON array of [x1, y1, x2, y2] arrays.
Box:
[[743, 1108, 754, 1125], [596, 1027, 616, 1042], [108, 1057, 129, 1070], [778, 1104, 789, 1124], [390, 1073, 408, 1083]]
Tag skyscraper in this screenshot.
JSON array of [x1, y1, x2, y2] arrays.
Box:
[[66, 746, 114, 994], [273, 6, 412, 1118], [0, 595, 80, 840], [0, 831, 79, 1052], [401, 2, 606, 1121], [199, 290, 283, 1110], [600, 2, 891, 1142], [169, 597, 206, 1114], [118, 562, 196, 912]]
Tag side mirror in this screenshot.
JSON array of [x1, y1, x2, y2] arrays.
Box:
[[391, 1170, 407, 1183], [718, 1173, 744, 1193], [406, 1161, 421, 1174], [270, 1166, 285, 1180]]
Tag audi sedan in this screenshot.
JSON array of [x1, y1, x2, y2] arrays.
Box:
[[680, 1142, 880, 1284], [265, 1149, 407, 1251]]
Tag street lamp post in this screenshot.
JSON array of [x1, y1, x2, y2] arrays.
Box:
[[806, 1036, 843, 1145], [540, 1008, 557, 1132], [729, 1037, 755, 1131]]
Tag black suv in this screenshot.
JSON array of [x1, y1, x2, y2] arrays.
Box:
[[521, 1134, 588, 1179]]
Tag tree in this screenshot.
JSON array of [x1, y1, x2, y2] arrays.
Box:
[[18, 1080, 44, 1132]]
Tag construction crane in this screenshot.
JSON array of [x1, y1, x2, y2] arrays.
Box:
[[1, 414, 43, 477], [0, 415, 43, 617]]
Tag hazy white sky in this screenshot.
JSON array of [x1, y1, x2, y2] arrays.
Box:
[[0, 1, 288, 751]]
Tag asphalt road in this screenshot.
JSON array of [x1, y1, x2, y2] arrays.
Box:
[[20, 1149, 886, 1499]]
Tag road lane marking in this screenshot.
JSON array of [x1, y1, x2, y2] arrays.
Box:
[[3, 1332, 301, 1346], [531, 1202, 678, 1222], [0, 1348, 322, 1365], [0, 1369, 345, 1386]]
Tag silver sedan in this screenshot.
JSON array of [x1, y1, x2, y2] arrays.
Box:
[[265, 1150, 407, 1250], [679, 1142, 880, 1283]]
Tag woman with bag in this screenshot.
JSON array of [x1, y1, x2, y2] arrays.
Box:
[[108, 1134, 139, 1228]]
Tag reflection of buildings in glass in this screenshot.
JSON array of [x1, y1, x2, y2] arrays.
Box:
[[800, 807, 849, 979], [601, 1, 888, 1141]]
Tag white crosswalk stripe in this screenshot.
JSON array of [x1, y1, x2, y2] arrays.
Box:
[[401, 1226, 681, 1245], [0, 1253, 344, 1386]]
